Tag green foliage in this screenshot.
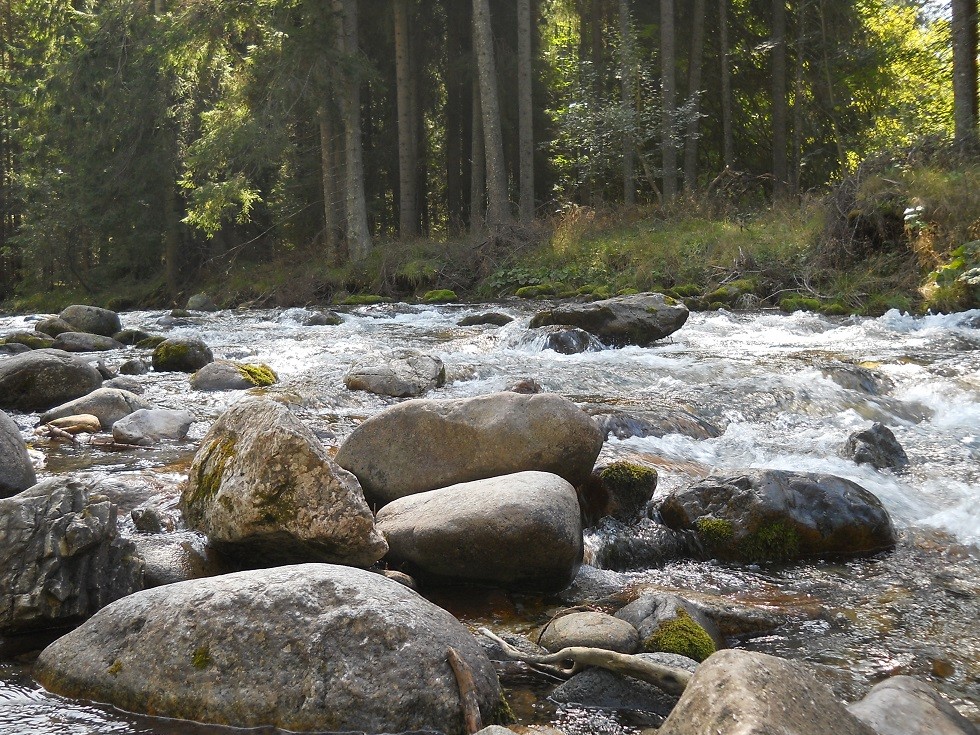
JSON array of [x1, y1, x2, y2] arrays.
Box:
[[643, 609, 716, 662], [779, 296, 823, 313]]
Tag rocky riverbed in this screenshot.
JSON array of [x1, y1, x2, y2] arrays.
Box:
[[0, 299, 978, 734]]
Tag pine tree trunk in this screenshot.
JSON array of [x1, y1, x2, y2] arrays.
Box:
[[394, 0, 419, 238], [719, 0, 734, 169], [792, 0, 806, 195], [771, 0, 789, 197], [661, 0, 677, 202], [319, 104, 340, 261], [473, 0, 511, 228], [952, 0, 979, 147], [445, 1, 469, 234], [333, 0, 371, 260], [683, 0, 706, 192], [517, 0, 534, 224], [470, 77, 487, 235], [620, 0, 636, 206]]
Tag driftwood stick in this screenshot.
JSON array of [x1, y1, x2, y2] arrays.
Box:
[[447, 647, 483, 735], [478, 627, 692, 696]]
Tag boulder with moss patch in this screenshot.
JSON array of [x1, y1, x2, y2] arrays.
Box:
[[34, 317, 77, 338], [189, 360, 279, 391], [2, 331, 55, 350], [529, 292, 689, 347], [422, 289, 458, 304], [579, 461, 658, 526], [658, 469, 896, 563], [152, 337, 214, 373], [34, 564, 504, 734], [181, 398, 387, 567], [616, 593, 723, 662], [52, 332, 124, 352], [59, 305, 122, 338]]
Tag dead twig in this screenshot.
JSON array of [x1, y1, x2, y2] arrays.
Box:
[[447, 647, 483, 735]]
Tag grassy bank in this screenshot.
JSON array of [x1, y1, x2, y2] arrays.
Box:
[[4, 153, 980, 317]]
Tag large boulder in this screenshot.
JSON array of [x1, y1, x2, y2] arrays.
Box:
[[34, 316, 77, 338], [658, 649, 878, 735], [189, 360, 278, 391], [2, 330, 55, 349], [181, 399, 387, 568], [0, 409, 36, 497], [59, 305, 122, 337], [52, 332, 124, 352], [344, 349, 446, 398], [375, 471, 583, 591], [579, 461, 658, 526], [0, 478, 143, 635], [658, 469, 897, 563], [336, 392, 603, 507], [152, 337, 214, 373], [847, 676, 978, 735], [0, 349, 103, 411], [40, 388, 153, 429], [34, 564, 504, 734], [615, 593, 723, 662], [185, 292, 219, 312], [112, 408, 193, 446], [529, 292, 689, 347]]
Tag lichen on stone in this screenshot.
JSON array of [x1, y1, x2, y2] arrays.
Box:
[[191, 645, 211, 670], [190, 436, 237, 507], [643, 608, 716, 662], [695, 516, 735, 550], [236, 363, 278, 387], [107, 659, 123, 676]]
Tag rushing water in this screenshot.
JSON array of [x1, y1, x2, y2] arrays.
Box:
[[1, 303, 978, 734]]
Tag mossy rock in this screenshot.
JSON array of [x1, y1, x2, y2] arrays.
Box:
[[616, 288, 639, 296], [136, 336, 167, 349], [189, 435, 237, 508], [583, 461, 659, 525], [170, 309, 193, 318], [779, 296, 822, 313], [340, 294, 385, 306], [642, 609, 716, 663], [422, 290, 458, 304], [739, 521, 801, 563], [2, 332, 55, 350], [152, 338, 214, 373], [695, 517, 735, 550], [669, 284, 701, 298], [819, 302, 851, 316], [235, 363, 278, 387], [515, 284, 557, 299]]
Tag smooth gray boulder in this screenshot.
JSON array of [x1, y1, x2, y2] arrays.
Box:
[[131, 533, 229, 588], [540, 326, 595, 354], [59, 305, 121, 337], [844, 422, 909, 470], [376, 471, 583, 591], [336, 392, 603, 507], [118, 358, 149, 375], [847, 676, 978, 735], [458, 312, 513, 327], [52, 332, 124, 352], [0, 342, 31, 355], [152, 337, 214, 373], [550, 651, 697, 718], [181, 399, 387, 568], [304, 310, 342, 326], [40, 388, 153, 429], [658, 649, 878, 735], [102, 376, 143, 394], [112, 409, 193, 446], [34, 317, 76, 337], [0, 409, 36, 497], [186, 293, 219, 312], [529, 292, 689, 347], [658, 469, 897, 563], [0, 349, 103, 411], [0, 477, 143, 634], [34, 564, 504, 734], [538, 611, 639, 654], [344, 349, 446, 398], [189, 360, 278, 391]]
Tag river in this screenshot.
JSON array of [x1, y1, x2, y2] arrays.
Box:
[[1, 303, 978, 734]]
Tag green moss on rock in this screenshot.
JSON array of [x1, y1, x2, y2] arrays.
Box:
[[236, 363, 278, 387], [515, 284, 556, 299], [136, 335, 167, 349], [643, 608, 716, 662], [779, 296, 822, 313], [599, 461, 657, 496], [695, 517, 735, 551], [740, 521, 801, 563], [422, 289, 458, 303], [154, 341, 189, 366], [107, 659, 123, 676], [341, 294, 385, 305], [190, 436, 237, 508], [192, 645, 212, 670]]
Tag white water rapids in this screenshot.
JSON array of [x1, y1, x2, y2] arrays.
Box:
[[1, 303, 978, 733]]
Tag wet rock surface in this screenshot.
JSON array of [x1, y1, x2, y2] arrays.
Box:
[[40, 388, 153, 429], [844, 422, 910, 470], [344, 349, 446, 397], [0, 349, 103, 411], [529, 293, 689, 346], [0, 409, 36, 497]]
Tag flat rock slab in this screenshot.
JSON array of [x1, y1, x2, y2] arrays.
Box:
[[112, 408, 193, 446], [658, 649, 878, 735], [34, 564, 504, 734], [376, 471, 583, 592], [52, 332, 124, 352], [0, 349, 103, 411], [336, 392, 603, 507], [529, 293, 689, 347]]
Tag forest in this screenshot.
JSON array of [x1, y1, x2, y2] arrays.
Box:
[[0, 0, 977, 314]]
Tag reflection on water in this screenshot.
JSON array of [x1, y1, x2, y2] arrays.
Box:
[[1, 304, 978, 732]]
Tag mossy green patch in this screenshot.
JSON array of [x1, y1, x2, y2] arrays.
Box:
[[779, 296, 822, 313], [599, 461, 658, 495], [669, 284, 701, 298], [340, 294, 384, 305], [695, 516, 735, 551], [740, 520, 801, 563], [191, 645, 212, 670], [515, 284, 556, 299], [107, 659, 123, 676], [3, 333, 53, 349], [153, 341, 190, 367], [190, 435, 237, 507], [421, 289, 458, 303], [236, 363, 278, 387], [491, 692, 516, 725], [136, 335, 167, 349], [643, 608, 716, 662]]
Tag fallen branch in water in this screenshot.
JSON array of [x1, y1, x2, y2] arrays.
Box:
[[447, 647, 483, 735], [478, 627, 692, 696]]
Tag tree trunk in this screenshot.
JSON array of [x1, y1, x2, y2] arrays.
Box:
[[661, 0, 677, 202], [517, 0, 534, 224], [620, 0, 636, 206], [470, 77, 487, 234], [792, 0, 806, 195], [319, 104, 341, 261], [472, 0, 511, 228], [394, 0, 419, 238], [333, 0, 371, 260], [445, 1, 470, 234], [952, 0, 979, 148], [719, 0, 734, 169], [771, 0, 788, 197], [683, 0, 706, 192], [817, 0, 846, 173]]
